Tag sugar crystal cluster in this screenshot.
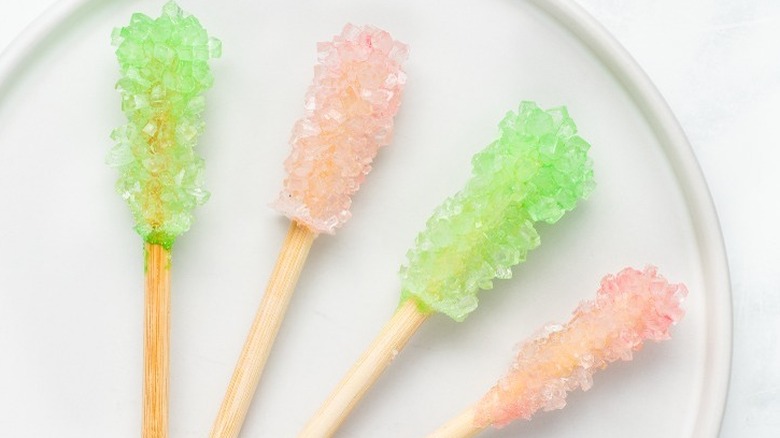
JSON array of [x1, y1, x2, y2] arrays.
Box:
[[108, 1, 221, 249], [474, 266, 687, 428], [272, 24, 408, 234], [400, 102, 594, 321]]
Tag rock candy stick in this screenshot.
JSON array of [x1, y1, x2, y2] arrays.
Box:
[[427, 266, 687, 438], [299, 101, 595, 438], [210, 24, 408, 438], [108, 2, 221, 437]]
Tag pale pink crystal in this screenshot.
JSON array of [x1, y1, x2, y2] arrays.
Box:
[[474, 266, 687, 428], [272, 24, 408, 234]]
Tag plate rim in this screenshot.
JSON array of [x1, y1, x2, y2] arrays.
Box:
[[0, 0, 732, 436], [530, 0, 732, 436], [0, 0, 95, 92]]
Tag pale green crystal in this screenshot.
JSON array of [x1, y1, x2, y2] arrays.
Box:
[[399, 101, 594, 321], [108, 1, 220, 249]]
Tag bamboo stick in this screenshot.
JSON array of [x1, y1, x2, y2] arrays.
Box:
[[143, 243, 171, 438], [298, 300, 429, 438], [426, 406, 482, 438], [210, 221, 316, 438]]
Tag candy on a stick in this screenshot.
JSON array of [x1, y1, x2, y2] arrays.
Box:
[[427, 266, 687, 438], [210, 24, 408, 438], [299, 101, 595, 437], [272, 24, 408, 233], [108, 2, 220, 436]]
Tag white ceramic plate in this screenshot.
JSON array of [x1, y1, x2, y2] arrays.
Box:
[[0, 0, 730, 437]]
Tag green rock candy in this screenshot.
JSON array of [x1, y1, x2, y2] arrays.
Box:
[[400, 101, 595, 321], [108, 1, 221, 249]]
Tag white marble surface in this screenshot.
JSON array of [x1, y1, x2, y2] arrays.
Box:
[[572, 2, 779, 437], [0, 1, 776, 436]]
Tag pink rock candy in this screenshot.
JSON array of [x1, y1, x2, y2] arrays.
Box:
[[474, 266, 687, 428], [272, 24, 408, 234]]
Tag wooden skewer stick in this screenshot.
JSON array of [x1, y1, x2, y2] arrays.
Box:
[[426, 406, 483, 438], [298, 300, 429, 438], [211, 221, 316, 438], [143, 243, 172, 438]]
